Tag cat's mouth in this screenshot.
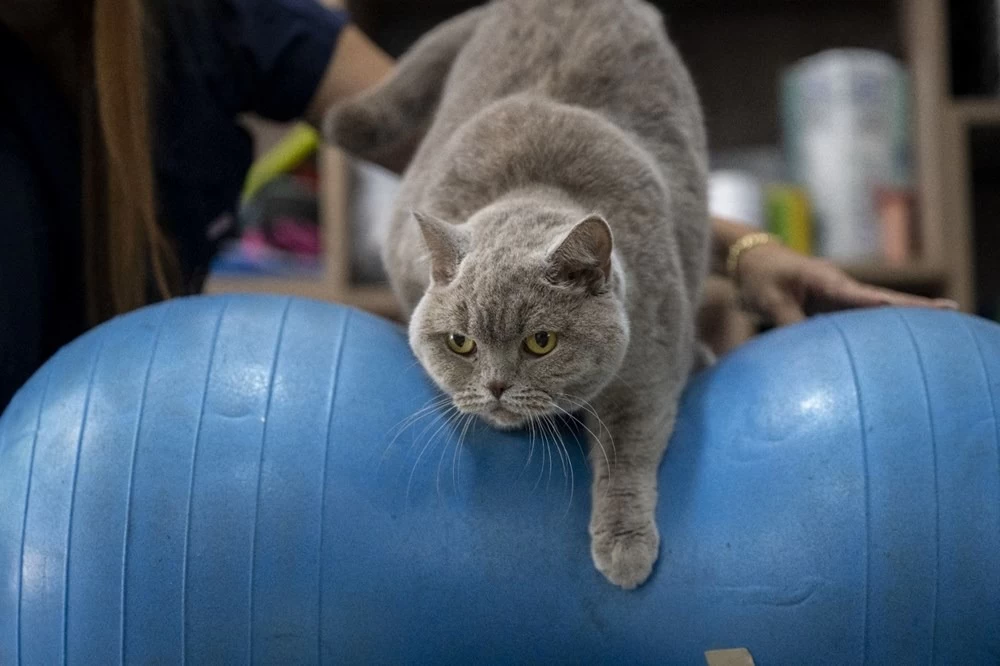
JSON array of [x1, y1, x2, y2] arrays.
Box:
[[452, 391, 559, 431], [480, 403, 528, 430]]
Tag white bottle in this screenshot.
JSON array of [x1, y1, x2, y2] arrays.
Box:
[[782, 50, 911, 261]]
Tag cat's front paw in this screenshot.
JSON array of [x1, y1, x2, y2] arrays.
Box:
[[590, 518, 660, 590]]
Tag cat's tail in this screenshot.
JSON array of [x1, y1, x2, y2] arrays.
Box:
[[322, 7, 485, 170]]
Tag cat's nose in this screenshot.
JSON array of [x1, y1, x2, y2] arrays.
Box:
[[486, 381, 508, 399]]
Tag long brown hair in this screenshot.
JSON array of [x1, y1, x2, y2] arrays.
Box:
[[82, 0, 177, 323]]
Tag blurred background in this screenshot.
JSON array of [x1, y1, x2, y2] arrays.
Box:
[[209, 0, 1000, 325]]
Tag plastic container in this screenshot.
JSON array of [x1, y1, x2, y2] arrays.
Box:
[[765, 184, 813, 255], [782, 49, 912, 260], [709, 170, 765, 228]]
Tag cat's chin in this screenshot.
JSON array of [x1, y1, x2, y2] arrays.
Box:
[[478, 406, 529, 431]]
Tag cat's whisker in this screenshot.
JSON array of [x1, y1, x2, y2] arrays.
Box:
[[397, 356, 427, 374], [453, 413, 476, 491], [407, 405, 462, 505], [532, 417, 549, 493], [550, 402, 616, 500], [611, 371, 640, 395], [404, 424, 443, 506], [389, 394, 453, 434], [436, 409, 468, 500], [383, 397, 451, 451], [406, 404, 455, 475], [435, 437, 451, 500], [562, 413, 589, 507], [377, 396, 453, 473], [382, 394, 452, 443], [541, 414, 569, 493], [537, 414, 556, 488], [450, 414, 464, 492], [556, 393, 618, 467], [560, 411, 589, 462], [552, 392, 602, 428], [446, 411, 470, 491], [401, 406, 453, 464], [547, 414, 576, 518], [541, 414, 574, 516], [545, 428, 554, 493], [518, 414, 537, 483], [558, 417, 576, 510], [549, 400, 612, 483]]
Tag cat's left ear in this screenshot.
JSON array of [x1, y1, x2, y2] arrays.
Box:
[[414, 210, 467, 285], [546, 214, 614, 294]]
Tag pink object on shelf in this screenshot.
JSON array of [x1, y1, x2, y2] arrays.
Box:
[[270, 217, 322, 256], [239, 230, 272, 262]]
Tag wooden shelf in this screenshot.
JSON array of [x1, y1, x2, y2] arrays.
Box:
[[205, 275, 401, 320], [235, 1, 971, 315], [950, 99, 1000, 125], [837, 262, 948, 289], [340, 285, 400, 319], [205, 274, 329, 299]]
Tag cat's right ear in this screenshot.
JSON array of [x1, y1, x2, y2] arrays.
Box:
[[546, 214, 614, 294], [414, 211, 466, 285]]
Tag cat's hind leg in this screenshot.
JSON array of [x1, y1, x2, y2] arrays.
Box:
[[323, 7, 485, 169]]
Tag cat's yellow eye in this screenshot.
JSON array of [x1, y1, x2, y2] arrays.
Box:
[[447, 333, 477, 355], [524, 331, 557, 356]]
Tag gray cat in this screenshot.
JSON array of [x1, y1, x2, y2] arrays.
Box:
[[325, 0, 708, 589]]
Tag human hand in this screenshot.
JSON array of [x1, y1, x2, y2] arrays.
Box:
[[734, 240, 958, 326]]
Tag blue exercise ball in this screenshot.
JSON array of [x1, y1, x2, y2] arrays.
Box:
[[1, 295, 998, 664]]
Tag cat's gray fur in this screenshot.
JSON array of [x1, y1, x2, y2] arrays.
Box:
[[325, 0, 708, 589]]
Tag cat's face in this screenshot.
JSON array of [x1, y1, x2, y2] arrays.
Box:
[[408, 210, 629, 430]]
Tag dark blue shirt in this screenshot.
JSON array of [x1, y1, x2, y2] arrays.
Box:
[[0, 0, 347, 410]]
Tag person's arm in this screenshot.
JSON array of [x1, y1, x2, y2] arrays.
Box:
[[303, 25, 394, 127], [713, 216, 958, 326], [710, 217, 758, 277], [219, 0, 392, 127]]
